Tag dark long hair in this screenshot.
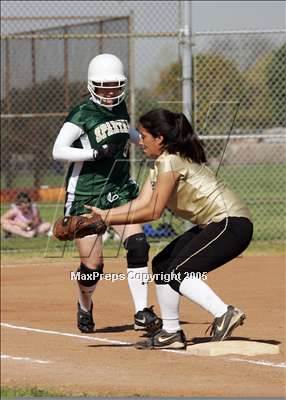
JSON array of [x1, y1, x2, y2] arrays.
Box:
[[15, 192, 32, 205], [139, 108, 206, 163]]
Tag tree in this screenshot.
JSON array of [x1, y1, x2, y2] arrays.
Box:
[[266, 43, 286, 126], [152, 54, 248, 134], [134, 87, 160, 122], [193, 53, 248, 135], [241, 53, 274, 129], [152, 62, 182, 113], [151, 54, 249, 159], [208, 35, 275, 70]]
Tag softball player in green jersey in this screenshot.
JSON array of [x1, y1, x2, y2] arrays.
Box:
[[53, 54, 161, 334]]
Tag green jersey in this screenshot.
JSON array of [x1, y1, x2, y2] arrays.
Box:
[[64, 99, 138, 214]]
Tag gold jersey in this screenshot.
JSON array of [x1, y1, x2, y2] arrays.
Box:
[[149, 151, 252, 225]]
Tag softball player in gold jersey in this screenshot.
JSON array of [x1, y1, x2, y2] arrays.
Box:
[[86, 108, 253, 350]]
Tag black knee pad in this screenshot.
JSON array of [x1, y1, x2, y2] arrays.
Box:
[[76, 262, 103, 287], [124, 233, 150, 268]]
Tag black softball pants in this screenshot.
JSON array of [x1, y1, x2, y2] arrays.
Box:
[[152, 217, 253, 293]]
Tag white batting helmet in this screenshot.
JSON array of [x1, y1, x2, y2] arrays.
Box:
[[87, 54, 127, 107]]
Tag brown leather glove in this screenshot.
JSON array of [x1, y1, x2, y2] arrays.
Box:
[[53, 215, 107, 241]]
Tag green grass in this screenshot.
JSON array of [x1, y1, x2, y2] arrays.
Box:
[[244, 240, 285, 255], [219, 164, 286, 199], [219, 164, 286, 241], [1, 164, 285, 258], [1, 386, 66, 398], [1, 386, 148, 398], [1, 234, 285, 266]]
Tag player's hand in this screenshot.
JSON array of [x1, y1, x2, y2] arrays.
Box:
[[93, 144, 118, 161]]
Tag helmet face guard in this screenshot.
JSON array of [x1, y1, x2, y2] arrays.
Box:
[[87, 80, 126, 107], [87, 54, 127, 107]]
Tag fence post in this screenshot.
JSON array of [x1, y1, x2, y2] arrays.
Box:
[[180, 0, 192, 122], [180, 1, 193, 230], [128, 11, 136, 179]]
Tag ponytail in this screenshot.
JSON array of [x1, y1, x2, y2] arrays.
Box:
[[139, 108, 206, 164]]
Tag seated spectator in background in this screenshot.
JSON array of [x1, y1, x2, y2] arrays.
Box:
[[1, 192, 51, 238]]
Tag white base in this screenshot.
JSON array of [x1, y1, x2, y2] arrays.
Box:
[[186, 340, 280, 356]]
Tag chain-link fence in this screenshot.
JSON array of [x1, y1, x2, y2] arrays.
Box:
[[1, 15, 130, 190], [192, 31, 286, 241], [1, 1, 285, 243]]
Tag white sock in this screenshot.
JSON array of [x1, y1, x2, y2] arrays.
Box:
[[78, 283, 97, 312], [127, 267, 148, 313], [156, 284, 181, 333], [179, 277, 228, 318]]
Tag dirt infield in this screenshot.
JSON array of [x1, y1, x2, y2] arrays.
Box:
[[1, 255, 285, 397]]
